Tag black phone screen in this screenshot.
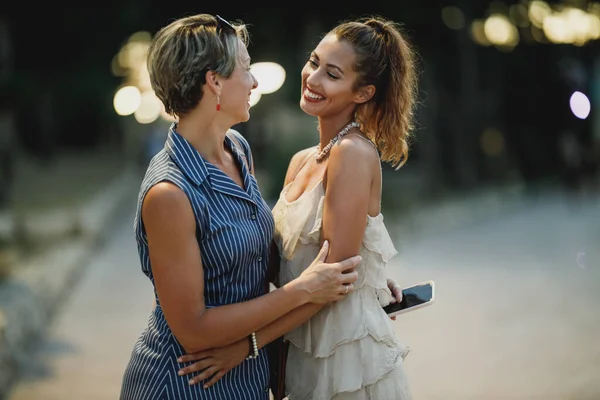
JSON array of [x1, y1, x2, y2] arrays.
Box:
[[383, 283, 433, 314]]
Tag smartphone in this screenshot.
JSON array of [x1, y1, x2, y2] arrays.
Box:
[[383, 280, 435, 317]]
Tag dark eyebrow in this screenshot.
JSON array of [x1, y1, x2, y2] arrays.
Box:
[[311, 52, 344, 75]]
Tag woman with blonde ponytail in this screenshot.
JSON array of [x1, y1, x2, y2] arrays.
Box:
[[267, 16, 419, 399]]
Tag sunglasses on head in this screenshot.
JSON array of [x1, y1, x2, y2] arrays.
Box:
[[216, 15, 235, 35]]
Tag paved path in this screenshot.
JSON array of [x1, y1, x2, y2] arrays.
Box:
[[7, 192, 600, 400], [7, 197, 151, 400], [389, 193, 600, 400]]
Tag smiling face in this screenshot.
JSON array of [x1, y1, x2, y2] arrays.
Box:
[[220, 39, 259, 123], [300, 34, 373, 120]]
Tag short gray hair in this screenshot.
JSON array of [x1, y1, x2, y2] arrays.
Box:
[[147, 14, 249, 116]]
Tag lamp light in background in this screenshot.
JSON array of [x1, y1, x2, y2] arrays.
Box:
[[470, 20, 491, 46], [244, 61, 287, 107], [509, 3, 530, 28], [249, 62, 286, 95], [134, 91, 163, 124], [466, 1, 600, 49], [249, 90, 262, 107], [569, 91, 591, 120], [484, 14, 520, 50], [442, 6, 466, 30], [113, 86, 141, 116], [529, 0, 552, 28]]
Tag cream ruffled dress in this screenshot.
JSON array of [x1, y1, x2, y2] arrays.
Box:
[[272, 179, 412, 400]]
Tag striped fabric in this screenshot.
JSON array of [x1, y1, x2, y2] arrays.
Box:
[[120, 125, 274, 400]]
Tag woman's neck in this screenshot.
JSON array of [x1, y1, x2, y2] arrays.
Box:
[[317, 116, 356, 150], [176, 110, 230, 165]]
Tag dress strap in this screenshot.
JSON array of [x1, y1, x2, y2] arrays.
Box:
[[352, 134, 378, 152], [290, 147, 317, 181]]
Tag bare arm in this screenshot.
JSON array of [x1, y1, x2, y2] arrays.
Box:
[[240, 140, 372, 349], [250, 140, 376, 342], [322, 137, 374, 263], [252, 141, 374, 348], [144, 182, 358, 354]]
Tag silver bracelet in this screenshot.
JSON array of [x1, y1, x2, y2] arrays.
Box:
[[245, 332, 259, 360]]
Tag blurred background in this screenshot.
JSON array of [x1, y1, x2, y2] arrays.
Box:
[[0, 1, 599, 399]]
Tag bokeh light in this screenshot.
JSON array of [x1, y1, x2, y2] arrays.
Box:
[[569, 91, 591, 119], [249, 90, 262, 108], [250, 62, 286, 95], [134, 91, 163, 124], [442, 6, 466, 30], [113, 86, 141, 116]]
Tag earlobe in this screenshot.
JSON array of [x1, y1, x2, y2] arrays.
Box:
[[355, 85, 376, 104]]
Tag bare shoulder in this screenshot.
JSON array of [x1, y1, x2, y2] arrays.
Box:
[[142, 182, 192, 221], [329, 134, 379, 167]]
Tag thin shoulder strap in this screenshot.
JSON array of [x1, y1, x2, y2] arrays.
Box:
[[353, 134, 379, 152], [322, 134, 380, 190], [290, 147, 317, 181], [226, 131, 252, 174], [352, 135, 383, 177]]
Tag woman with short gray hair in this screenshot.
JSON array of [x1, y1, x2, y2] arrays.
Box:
[[119, 13, 361, 400]]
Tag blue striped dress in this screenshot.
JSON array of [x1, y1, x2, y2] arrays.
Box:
[[120, 125, 274, 400]]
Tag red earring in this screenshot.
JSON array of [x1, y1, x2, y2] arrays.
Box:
[[216, 95, 221, 111]]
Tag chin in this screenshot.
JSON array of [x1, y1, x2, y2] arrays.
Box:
[[299, 101, 319, 117]]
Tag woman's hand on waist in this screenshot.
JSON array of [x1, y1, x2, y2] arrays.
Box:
[[177, 338, 249, 388]]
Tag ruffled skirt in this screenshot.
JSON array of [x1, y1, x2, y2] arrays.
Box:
[[283, 285, 411, 400]]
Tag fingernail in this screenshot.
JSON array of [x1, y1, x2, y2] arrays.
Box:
[[189, 379, 194, 385], [178, 370, 183, 376], [204, 385, 208, 389], [177, 358, 182, 362], [356, 256, 362, 263]]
